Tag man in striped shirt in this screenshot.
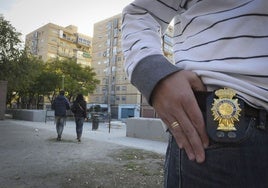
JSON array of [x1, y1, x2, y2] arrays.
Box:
[[121, 0, 268, 187]]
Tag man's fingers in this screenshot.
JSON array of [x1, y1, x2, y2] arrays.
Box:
[[182, 91, 209, 148], [186, 70, 207, 92], [172, 126, 196, 161], [152, 70, 208, 163], [172, 110, 206, 163]]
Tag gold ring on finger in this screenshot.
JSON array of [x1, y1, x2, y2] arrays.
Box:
[[170, 121, 180, 129]]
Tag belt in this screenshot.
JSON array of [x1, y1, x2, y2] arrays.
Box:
[[194, 90, 268, 130]]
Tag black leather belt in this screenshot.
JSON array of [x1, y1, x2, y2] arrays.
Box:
[[194, 89, 268, 143]]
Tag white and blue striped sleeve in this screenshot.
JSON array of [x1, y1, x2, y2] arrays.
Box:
[[121, 0, 184, 104]]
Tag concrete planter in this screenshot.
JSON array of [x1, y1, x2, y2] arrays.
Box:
[[126, 117, 168, 142], [9, 109, 47, 122]]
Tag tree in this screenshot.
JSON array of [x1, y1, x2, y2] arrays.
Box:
[[0, 16, 99, 108], [44, 58, 100, 103], [31, 71, 60, 106], [5, 51, 45, 108], [0, 16, 27, 107], [0, 16, 22, 67]]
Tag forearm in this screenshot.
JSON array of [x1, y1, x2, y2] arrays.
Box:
[[131, 55, 181, 105]]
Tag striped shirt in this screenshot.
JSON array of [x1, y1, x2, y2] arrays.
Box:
[[121, 0, 268, 110]]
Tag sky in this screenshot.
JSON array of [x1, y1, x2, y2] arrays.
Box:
[[0, 0, 133, 42]]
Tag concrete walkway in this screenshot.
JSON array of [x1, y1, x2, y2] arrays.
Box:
[[0, 119, 168, 188], [1, 119, 168, 154]]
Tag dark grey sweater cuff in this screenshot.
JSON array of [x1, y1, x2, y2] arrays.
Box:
[[131, 55, 181, 105]]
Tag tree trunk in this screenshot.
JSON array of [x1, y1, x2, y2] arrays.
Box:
[[0, 81, 8, 120]]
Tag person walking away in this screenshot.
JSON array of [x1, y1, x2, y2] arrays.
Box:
[[121, 1, 268, 188], [51, 90, 70, 141], [71, 94, 87, 142]]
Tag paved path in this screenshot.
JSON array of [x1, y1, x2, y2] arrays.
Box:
[[5, 119, 168, 154], [0, 119, 167, 188]]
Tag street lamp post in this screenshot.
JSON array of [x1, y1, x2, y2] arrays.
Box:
[[62, 75, 65, 90]]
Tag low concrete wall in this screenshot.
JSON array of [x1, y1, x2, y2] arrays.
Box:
[[10, 109, 47, 122], [126, 118, 169, 142]]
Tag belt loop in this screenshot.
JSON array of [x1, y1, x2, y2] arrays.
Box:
[[257, 110, 267, 130]]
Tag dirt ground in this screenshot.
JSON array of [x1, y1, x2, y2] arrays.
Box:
[[0, 120, 165, 188], [45, 147, 165, 188]]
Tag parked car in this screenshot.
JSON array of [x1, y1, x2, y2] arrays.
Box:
[[86, 104, 109, 122]]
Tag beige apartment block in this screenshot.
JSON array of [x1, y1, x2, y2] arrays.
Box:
[[90, 14, 140, 119], [25, 23, 92, 67], [91, 14, 174, 119]]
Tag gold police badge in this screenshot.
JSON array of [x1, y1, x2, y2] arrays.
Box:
[[211, 88, 241, 131]]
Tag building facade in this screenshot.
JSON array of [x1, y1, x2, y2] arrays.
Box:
[[91, 14, 140, 119], [91, 14, 174, 119], [25, 23, 92, 67]]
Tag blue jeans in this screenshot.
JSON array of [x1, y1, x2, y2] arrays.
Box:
[[55, 116, 66, 138], [164, 117, 268, 188], [75, 117, 84, 139]]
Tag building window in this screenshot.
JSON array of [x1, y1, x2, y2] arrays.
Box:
[[113, 46, 117, 54], [113, 18, 118, 28], [113, 38, 117, 46], [117, 56, 122, 62], [51, 37, 57, 42], [106, 22, 112, 30]]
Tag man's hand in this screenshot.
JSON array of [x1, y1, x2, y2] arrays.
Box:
[[152, 70, 209, 163]]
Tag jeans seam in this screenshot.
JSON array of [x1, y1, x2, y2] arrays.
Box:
[[164, 134, 171, 188], [178, 143, 182, 188]]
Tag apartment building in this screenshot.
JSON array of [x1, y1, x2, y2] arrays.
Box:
[[90, 14, 139, 119], [91, 14, 174, 119], [25, 23, 92, 67]]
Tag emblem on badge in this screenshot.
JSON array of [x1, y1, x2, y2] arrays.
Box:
[[211, 88, 241, 131]]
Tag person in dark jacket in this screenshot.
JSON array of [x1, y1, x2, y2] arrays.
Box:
[[71, 93, 87, 142], [51, 90, 70, 141]]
